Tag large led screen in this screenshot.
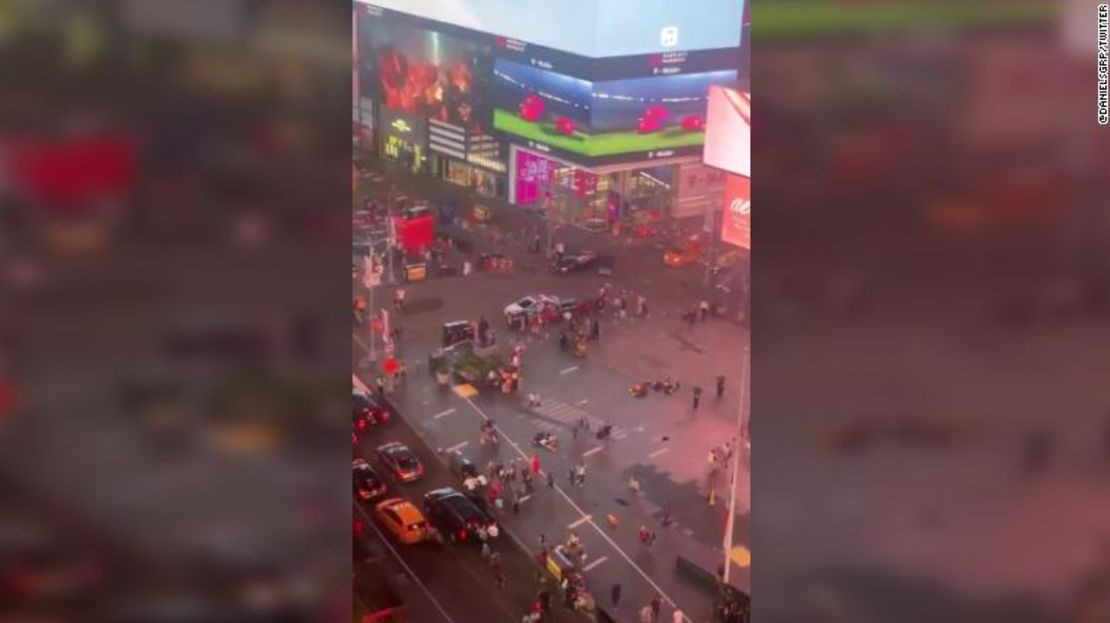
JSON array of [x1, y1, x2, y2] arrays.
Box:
[[721, 174, 750, 250], [357, 10, 494, 134], [703, 85, 751, 177], [360, 0, 744, 57], [493, 58, 737, 159]]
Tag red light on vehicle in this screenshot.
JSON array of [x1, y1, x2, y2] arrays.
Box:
[[458, 530, 468, 542], [354, 519, 364, 535], [379, 411, 390, 423]]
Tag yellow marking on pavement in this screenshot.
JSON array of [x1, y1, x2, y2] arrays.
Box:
[[453, 384, 478, 398], [729, 545, 751, 568]]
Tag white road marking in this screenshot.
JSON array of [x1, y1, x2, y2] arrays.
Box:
[[353, 333, 372, 353], [458, 395, 685, 611], [445, 441, 468, 453], [353, 374, 370, 392], [354, 504, 457, 623], [582, 446, 604, 458], [582, 556, 609, 572], [568, 515, 593, 529], [518, 494, 533, 503], [432, 408, 457, 420], [648, 447, 671, 459], [559, 366, 579, 375]]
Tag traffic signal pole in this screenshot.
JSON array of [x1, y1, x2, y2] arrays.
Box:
[[722, 344, 749, 585]]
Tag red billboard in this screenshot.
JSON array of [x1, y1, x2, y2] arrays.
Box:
[[392, 213, 435, 258], [721, 174, 750, 249]]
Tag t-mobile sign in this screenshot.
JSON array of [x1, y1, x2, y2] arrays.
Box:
[[514, 149, 556, 205]]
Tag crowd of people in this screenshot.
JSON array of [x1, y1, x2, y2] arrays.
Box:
[[354, 223, 747, 622]]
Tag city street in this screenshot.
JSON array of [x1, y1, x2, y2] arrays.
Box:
[[353, 382, 584, 623], [353, 163, 750, 623]]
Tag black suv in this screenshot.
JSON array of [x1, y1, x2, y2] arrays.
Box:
[[422, 487, 497, 545], [353, 459, 387, 502]]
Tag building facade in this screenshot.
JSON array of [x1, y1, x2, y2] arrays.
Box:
[[354, 0, 747, 230]]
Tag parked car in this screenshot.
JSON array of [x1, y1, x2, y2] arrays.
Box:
[[353, 459, 387, 501], [373, 497, 429, 545], [552, 251, 598, 274], [376, 442, 425, 482], [663, 234, 706, 267], [554, 298, 593, 318], [353, 389, 389, 432], [422, 487, 498, 545], [503, 294, 560, 325]]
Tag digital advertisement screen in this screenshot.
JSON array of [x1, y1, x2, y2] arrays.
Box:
[[721, 173, 750, 249], [360, 0, 744, 57], [493, 58, 737, 161], [357, 9, 494, 134], [703, 85, 751, 177]]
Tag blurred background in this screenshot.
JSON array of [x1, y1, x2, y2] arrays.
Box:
[[753, 0, 1110, 622], [0, 1, 351, 621]]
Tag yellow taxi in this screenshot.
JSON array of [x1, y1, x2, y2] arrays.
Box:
[[374, 497, 430, 545], [663, 234, 706, 267]]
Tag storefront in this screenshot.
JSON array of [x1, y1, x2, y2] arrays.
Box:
[[378, 108, 427, 174], [427, 119, 508, 198], [509, 145, 688, 232]]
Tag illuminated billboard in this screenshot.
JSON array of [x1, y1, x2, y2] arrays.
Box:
[[356, 9, 494, 134], [721, 174, 750, 249], [703, 85, 750, 177], [492, 58, 737, 164], [359, 0, 744, 57]]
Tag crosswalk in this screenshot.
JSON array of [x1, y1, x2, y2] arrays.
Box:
[[529, 398, 628, 440]]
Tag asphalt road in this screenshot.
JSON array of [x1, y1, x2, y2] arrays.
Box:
[[353, 170, 750, 623], [353, 375, 584, 623]]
